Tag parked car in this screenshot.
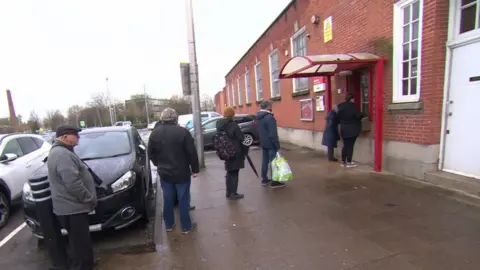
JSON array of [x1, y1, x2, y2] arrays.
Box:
[[114, 121, 132, 127], [190, 114, 259, 148], [147, 121, 157, 130], [23, 126, 153, 238], [0, 133, 52, 228], [178, 111, 222, 129]]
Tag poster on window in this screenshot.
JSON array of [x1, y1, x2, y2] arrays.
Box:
[[316, 95, 325, 112], [300, 98, 314, 121], [313, 77, 326, 92]]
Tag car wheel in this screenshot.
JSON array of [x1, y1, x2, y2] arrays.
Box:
[[0, 191, 10, 228], [243, 133, 254, 147]]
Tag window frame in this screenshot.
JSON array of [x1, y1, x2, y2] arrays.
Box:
[[231, 82, 236, 106], [268, 49, 281, 98], [290, 26, 309, 92], [17, 137, 40, 155], [237, 76, 243, 105], [254, 62, 263, 101], [245, 70, 251, 104], [392, 0, 424, 103], [454, 0, 480, 38]]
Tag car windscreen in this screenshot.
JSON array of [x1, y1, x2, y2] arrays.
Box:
[[75, 131, 132, 160]]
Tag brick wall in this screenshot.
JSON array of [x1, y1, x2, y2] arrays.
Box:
[[222, 0, 448, 146]]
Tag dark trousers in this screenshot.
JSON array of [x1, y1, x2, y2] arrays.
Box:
[[261, 148, 277, 183], [35, 199, 69, 270], [226, 170, 239, 197], [161, 179, 193, 231], [342, 136, 357, 163], [58, 213, 94, 270], [327, 147, 335, 161]]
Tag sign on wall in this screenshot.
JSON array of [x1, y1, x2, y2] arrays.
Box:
[[316, 95, 325, 112], [313, 77, 326, 92], [324, 16, 333, 43], [300, 98, 314, 121]]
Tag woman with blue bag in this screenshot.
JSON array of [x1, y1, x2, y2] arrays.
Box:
[[321, 105, 340, 162]]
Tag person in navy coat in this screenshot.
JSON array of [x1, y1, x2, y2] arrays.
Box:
[[321, 105, 340, 162]]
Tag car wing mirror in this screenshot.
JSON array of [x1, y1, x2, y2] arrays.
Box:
[[1, 153, 18, 163]]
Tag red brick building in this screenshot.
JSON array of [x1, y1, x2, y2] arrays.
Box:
[[215, 0, 480, 190]]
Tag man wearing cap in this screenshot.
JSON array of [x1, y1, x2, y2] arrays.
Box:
[[148, 108, 199, 234], [47, 124, 97, 270]]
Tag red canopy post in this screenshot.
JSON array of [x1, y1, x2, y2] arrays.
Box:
[[374, 59, 385, 172], [326, 76, 332, 111]]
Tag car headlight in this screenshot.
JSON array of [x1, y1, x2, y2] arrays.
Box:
[[111, 171, 136, 193], [23, 183, 34, 202]]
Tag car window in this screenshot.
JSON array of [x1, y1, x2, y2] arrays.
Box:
[[33, 137, 45, 148], [75, 131, 132, 160], [234, 116, 254, 124], [212, 112, 221, 117], [17, 137, 40, 155], [203, 120, 218, 130], [2, 138, 24, 157]]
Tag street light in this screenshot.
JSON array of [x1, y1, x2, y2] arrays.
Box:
[[185, 0, 205, 168]]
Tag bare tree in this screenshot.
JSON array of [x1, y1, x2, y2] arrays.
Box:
[[28, 111, 41, 132], [168, 95, 191, 115], [200, 94, 215, 111], [88, 92, 110, 126], [43, 110, 66, 131], [67, 105, 83, 127]]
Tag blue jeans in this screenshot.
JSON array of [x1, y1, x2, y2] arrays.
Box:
[[261, 148, 277, 183], [160, 179, 193, 231]]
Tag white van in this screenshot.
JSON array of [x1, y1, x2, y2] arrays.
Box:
[[114, 121, 132, 127], [178, 112, 221, 129]]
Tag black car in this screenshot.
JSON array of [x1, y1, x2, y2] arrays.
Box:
[[23, 126, 153, 239]]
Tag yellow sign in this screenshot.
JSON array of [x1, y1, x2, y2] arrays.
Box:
[[323, 16, 333, 43]]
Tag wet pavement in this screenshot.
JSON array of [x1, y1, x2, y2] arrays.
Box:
[[95, 146, 480, 270]]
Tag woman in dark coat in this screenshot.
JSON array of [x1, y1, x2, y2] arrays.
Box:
[[216, 107, 245, 200], [336, 93, 363, 167], [321, 105, 340, 162]]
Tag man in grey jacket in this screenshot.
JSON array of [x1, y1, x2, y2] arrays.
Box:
[[48, 124, 97, 270]]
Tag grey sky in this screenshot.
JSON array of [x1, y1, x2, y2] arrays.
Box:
[[0, 0, 291, 119]]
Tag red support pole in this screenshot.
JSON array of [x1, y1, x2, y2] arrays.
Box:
[[368, 66, 374, 120], [326, 76, 332, 111], [374, 59, 385, 172]]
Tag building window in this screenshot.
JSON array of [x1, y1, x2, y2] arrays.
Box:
[[459, 0, 479, 34], [393, 0, 423, 103], [226, 86, 231, 106], [269, 50, 281, 97], [237, 77, 243, 105], [231, 82, 236, 106], [291, 26, 308, 92], [245, 71, 251, 103], [254, 62, 263, 100]]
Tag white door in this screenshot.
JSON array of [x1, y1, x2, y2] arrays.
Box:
[[443, 41, 480, 178]]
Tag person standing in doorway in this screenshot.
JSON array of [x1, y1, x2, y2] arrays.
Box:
[[256, 101, 285, 188], [148, 108, 199, 234], [216, 107, 246, 200], [321, 105, 340, 162], [47, 124, 97, 270], [336, 93, 363, 168]]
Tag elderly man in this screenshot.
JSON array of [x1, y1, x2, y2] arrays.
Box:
[[47, 124, 97, 270], [148, 108, 199, 234]]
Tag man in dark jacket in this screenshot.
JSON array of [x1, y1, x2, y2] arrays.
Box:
[[48, 124, 97, 270], [216, 107, 245, 200], [255, 101, 285, 188], [321, 105, 340, 162], [336, 93, 363, 168], [148, 108, 199, 234]]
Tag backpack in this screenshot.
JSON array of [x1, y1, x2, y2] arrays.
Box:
[[213, 131, 237, 160]]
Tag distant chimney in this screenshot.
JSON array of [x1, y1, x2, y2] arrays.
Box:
[[6, 89, 17, 127]]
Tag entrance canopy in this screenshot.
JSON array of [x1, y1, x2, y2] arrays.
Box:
[[279, 53, 380, 79]]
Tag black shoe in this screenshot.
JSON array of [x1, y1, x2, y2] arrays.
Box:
[[261, 180, 272, 186], [228, 193, 244, 200], [329, 158, 339, 162], [182, 223, 197, 234], [270, 182, 286, 189], [189, 205, 196, 211]]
